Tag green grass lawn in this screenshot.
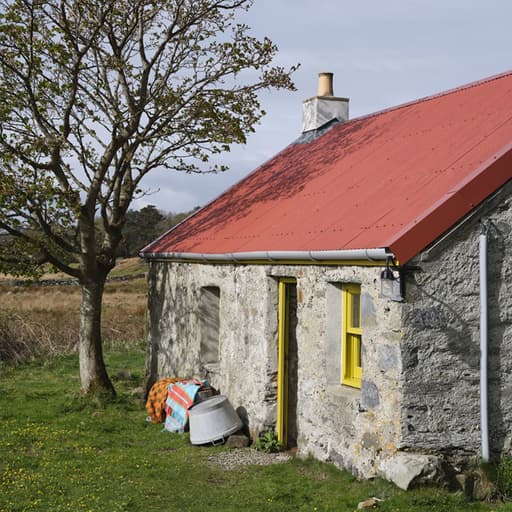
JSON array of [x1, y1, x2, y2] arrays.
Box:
[[0, 351, 509, 512]]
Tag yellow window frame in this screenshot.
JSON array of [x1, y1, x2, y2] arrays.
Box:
[[342, 284, 362, 389]]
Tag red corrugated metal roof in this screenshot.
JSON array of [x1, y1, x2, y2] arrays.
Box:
[[143, 71, 512, 264]]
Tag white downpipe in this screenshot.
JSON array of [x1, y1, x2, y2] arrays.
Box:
[[480, 232, 490, 463]]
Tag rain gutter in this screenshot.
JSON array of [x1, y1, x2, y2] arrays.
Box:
[[141, 248, 393, 264]]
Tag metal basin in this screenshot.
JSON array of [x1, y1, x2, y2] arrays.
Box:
[[189, 395, 242, 445]]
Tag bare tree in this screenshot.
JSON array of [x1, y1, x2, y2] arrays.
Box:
[[0, 0, 296, 394]]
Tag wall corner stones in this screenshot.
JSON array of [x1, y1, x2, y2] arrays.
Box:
[[378, 452, 447, 490]]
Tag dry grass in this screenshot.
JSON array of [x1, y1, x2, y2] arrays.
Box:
[[0, 276, 147, 364], [0, 256, 147, 282], [108, 257, 147, 277]]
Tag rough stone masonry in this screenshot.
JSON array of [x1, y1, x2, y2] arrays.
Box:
[[145, 180, 512, 486]]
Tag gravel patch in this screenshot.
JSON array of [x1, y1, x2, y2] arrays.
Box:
[[208, 448, 292, 470]]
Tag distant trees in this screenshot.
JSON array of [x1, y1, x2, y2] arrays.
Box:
[[0, 204, 196, 261], [116, 205, 198, 258]]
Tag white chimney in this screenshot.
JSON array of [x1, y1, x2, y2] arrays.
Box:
[[301, 72, 349, 132]]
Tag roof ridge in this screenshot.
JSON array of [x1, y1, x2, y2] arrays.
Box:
[[345, 68, 512, 126]]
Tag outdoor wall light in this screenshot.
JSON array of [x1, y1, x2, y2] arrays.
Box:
[[380, 259, 403, 302]]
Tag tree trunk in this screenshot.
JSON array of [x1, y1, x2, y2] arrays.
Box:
[[79, 277, 115, 395]]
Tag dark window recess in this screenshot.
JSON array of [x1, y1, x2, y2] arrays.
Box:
[[199, 286, 220, 365]]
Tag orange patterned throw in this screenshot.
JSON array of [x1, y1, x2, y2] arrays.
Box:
[[145, 377, 181, 424]]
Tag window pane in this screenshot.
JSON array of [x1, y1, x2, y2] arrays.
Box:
[[351, 292, 360, 328], [349, 334, 362, 371]]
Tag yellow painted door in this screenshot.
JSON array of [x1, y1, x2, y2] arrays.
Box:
[[277, 278, 296, 446]]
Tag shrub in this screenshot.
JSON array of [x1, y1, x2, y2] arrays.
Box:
[[496, 454, 512, 499], [254, 431, 284, 453]]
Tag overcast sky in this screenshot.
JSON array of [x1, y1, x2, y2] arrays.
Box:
[[135, 0, 512, 213]]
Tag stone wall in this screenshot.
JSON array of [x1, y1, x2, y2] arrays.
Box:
[[146, 259, 404, 478], [400, 182, 512, 462], [146, 263, 278, 438], [145, 182, 512, 482]]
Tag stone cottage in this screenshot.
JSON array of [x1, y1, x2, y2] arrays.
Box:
[[141, 71, 512, 487]]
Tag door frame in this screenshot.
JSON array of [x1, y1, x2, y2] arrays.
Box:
[[277, 277, 297, 446]]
